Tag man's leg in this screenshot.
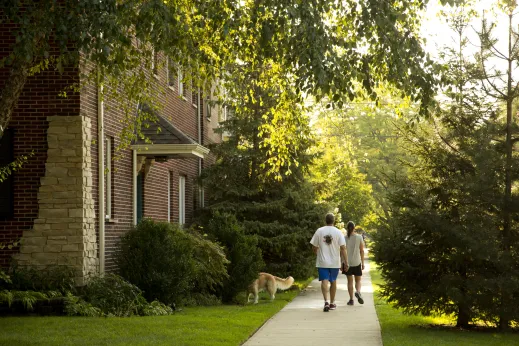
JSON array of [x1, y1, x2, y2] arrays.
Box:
[[321, 279, 330, 302], [330, 280, 337, 303]]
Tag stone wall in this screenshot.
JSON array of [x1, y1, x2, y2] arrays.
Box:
[[14, 115, 98, 285]]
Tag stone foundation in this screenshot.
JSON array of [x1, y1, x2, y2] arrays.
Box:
[[14, 115, 98, 285]]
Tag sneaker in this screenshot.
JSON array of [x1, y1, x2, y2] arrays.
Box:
[[329, 303, 336, 310], [347, 299, 354, 306], [355, 292, 364, 304], [323, 302, 330, 312]]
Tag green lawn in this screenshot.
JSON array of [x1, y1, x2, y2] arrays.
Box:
[[0, 287, 305, 346], [370, 261, 518, 346]]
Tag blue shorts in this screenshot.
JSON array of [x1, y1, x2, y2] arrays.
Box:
[[317, 268, 339, 282]]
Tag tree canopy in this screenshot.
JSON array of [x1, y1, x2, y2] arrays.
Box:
[[0, 0, 454, 140]]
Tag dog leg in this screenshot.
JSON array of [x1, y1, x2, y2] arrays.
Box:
[[268, 277, 276, 301], [253, 286, 259, 304]]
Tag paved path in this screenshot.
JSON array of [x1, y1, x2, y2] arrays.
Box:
[[244, 254, 383, 346]]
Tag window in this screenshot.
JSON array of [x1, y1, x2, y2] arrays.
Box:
[[178, 67, 185, 98], [0, 129, 14, 219], [178, 175, 186, 225], [167, 172, 172, 222], [199, 187, 205, 208], [205, 97, 212, 120], [167, 58, 176, 89], [137, 172, 143, 223], [192, 87, 198, 108], [152, 49, 159, 77], [105, 136, 113, 219]]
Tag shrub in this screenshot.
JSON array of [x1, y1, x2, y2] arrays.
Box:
[[139, 300, 174, 316], [9, 265, 76, 295], [0, 269, 11, 287], [0, 290, 47, 310], [115, 219, 228, 306], [188, 228, 229, 296], [64, 274, 174, 317], [64, 294, 102, 317], [81, 274, 143, 317], [200, 211, 264, 303]]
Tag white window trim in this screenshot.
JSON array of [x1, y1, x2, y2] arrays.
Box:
[[205, 98, 212, 122], [152, 49, 159, 79], [167, 172, 171, 222], [178, 67, 186, 100], [192, 87, 198, 108], [179, 176, 186, 225], [167, 58, 175, 91], [105, 136, 112, 220], [199, 187, 205, 208]]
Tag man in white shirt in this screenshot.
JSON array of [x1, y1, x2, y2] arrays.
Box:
[[310, 213, 349, 312]]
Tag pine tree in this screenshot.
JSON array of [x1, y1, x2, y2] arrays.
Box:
[[199, 63, 327, 279], [373, 1, 519, 328]]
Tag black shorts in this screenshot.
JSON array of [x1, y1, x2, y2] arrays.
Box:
[[344, 264, 362, 277]]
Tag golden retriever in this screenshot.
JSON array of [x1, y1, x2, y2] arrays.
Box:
[[247, 272, 294, 304]]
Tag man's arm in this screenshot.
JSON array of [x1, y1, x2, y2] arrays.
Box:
[[312, 246, 319, 255], [360, 239, 365, 270]]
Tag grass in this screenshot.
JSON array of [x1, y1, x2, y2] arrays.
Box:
[[370, 260, 518, 346], [0, 280, 311, 346]]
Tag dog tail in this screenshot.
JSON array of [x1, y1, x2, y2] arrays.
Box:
[[274, 276, 294, 291]]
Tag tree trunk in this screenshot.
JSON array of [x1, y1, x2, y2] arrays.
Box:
[[499, 11, 514, 331], [456, 304, 471, 329], [0, 60, 30, 138]]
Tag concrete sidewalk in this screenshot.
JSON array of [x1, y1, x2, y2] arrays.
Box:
[[243, 254, 383, 346]]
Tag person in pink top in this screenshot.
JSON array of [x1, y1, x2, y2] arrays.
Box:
[[342, 221, 365, 305]]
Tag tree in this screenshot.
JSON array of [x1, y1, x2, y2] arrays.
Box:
[[475, 0, 519, 329], [198, 63, 327, 279], [312, 88, 418, 227], [0, 0, 453, 142], [310, 110, 375, 225], [373, 0, 519, 329]]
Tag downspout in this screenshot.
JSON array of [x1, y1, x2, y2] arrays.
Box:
[[97, 69, 105, 275], [197, 89, 202, 206]]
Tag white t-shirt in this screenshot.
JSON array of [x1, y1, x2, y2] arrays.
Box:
[[310, 226, 346, 268], [345, 233, 363, 267]]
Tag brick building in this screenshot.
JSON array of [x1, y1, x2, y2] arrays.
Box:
[[0, 50, 225, 284]]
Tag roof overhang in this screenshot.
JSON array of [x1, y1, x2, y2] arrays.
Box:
[[131, 143, 210, 159]]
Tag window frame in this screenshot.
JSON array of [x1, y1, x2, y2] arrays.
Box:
[[178, 175, 186, 225], [178, 67, 186, 100], [152, 48, 159, 78], [167, 58, 176, 90], [105, 136, 113, 220]]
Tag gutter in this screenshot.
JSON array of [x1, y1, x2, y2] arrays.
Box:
[[197, 89, 203, 207]]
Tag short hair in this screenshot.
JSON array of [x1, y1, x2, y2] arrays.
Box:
[[346, 221, 355, 230], [325, 213, 335, 225]]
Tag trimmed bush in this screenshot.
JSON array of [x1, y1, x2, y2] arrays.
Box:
[[115, 219, 228, 306]]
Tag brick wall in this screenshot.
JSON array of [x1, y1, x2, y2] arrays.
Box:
[[81, 53, 209, 272], [0, 24, 80, 267], [1, 41, 221, 271]]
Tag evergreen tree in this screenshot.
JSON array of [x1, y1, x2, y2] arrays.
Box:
[[199, 63, 327, 279], [373, 1, 519, 328]]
